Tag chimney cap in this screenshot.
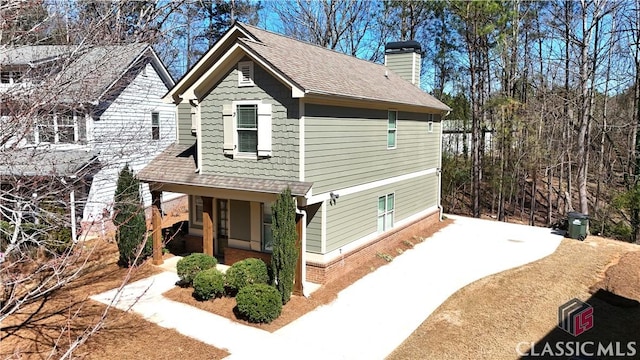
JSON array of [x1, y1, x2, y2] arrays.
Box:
[[385, 41, 422, 54]]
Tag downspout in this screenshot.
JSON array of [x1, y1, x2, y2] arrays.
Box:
[[437, 111, 449, 221]]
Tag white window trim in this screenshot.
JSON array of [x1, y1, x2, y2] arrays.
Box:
[[428, 121, 433, 133], [35, 112, 80, 144], [151, 111, 160, 140], [387, 110, 397, 149], [377, 193, 395, 233], [232, 100, 261, 158], [238, 61, 254, 87]]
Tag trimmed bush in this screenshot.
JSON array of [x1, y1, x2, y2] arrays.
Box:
[[176, 253, 218, 285], [193, 268, 225, 300], [236, 284, 282, 323], [225, 258, 269, 293]]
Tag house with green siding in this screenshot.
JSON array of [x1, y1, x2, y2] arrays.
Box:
[[138, 23, 451, 293]]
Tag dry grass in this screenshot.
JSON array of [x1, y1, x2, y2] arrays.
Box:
[[1, 239, 227, 359], [388, 236, 640, 360]]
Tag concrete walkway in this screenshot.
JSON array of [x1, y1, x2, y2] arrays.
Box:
[[91, 215, 563, 359]]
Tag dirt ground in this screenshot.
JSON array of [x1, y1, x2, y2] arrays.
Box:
[[388, 236, 640, 360], [0, 240, 227, 360], [163, 219, 453, 332]]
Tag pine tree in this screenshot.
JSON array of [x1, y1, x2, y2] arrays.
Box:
[[113, 164, 149, 267], [270, 188, 298, 304]]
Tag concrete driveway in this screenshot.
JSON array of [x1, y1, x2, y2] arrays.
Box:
[[92, 215, 563, 359]]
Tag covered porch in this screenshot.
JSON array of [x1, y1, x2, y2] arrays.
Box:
[[138, 144, 313, 295]]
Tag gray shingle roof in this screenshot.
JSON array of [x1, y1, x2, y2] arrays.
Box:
[[237, 23, 450, 111], [52, 43, 150, 103], [0, 148, 99, 177], [1, 43, 152, 104], [138, 144, 313, 196], [0, 45, 72, 65]]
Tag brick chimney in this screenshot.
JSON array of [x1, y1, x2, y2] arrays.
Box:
[[384, 41, 422, 87]]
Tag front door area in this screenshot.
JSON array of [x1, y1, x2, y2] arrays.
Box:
[[216, 199, 229, 257]]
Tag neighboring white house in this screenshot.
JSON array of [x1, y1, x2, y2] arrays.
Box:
[[0, 44, 182, 235]]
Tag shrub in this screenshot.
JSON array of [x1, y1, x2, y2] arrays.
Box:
[[271, 188, 298, 304], [236, 284, 282, 323], [176, 253, 218, 285], [193, 268, 225, 300], [114, 164, 148, 267], [225, 258, 269, 293]]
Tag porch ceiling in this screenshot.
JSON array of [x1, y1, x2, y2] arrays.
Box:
[[138, 144, 313, 197]]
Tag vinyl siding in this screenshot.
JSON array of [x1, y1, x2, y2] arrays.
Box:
[[305, 202, 322, 253], [325, 173, 438, 253], [177, 102, 192, 144], [305, 104, 440, 193], [83, 62, 176, 222], [386, 52, 419, 84], [199, 59, 299, 180]]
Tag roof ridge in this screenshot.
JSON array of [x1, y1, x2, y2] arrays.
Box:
[[237, 22, 388, 71]]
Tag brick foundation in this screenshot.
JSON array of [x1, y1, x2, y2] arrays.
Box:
[[305, 210, 440, 284], [224, 247, 272, 266]]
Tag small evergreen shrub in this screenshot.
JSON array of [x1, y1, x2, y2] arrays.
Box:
[[225, 258, 269, 293], [236, 284, 282, 323], [114, 164, 148, 267], [193, 268, 225, 300], [176, 253, 218, 285]]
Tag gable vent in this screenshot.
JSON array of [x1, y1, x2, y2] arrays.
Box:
[[238, 61, 254, 87]]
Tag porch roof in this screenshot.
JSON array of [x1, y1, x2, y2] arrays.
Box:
[[138, 144, 313, 197]]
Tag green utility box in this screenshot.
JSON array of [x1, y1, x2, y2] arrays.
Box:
[[567, 212, 589, 241]]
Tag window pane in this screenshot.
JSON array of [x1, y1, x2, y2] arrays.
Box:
[[59, 113, 74, 126], [152, 112, 159, 126], [386, 211, 394, 229], [58, 126, 75, 143], [38, 117, 55, 143], [263, 224, 273, 251], [387, 194, 394, 211], [238, 130, 257, 152], [388, 111, 397, 129], [377, 215, 385, 232], [195, 196, 203, 223], [378, 196, 386, 214], [387, 130, 396, 148], [263, 203, 272, 224], [237, 105, 257, 128]]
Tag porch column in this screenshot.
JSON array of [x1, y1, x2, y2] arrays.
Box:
[[202, 196, 214, 257], [151, 190, 163, 265]]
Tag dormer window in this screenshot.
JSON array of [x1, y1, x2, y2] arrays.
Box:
[[238, 61, 254, 87]]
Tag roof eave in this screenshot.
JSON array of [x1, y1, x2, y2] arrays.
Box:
[[179, 43, 305, 102], [163, 24, 257, 103], [304, 91, 452, 114]]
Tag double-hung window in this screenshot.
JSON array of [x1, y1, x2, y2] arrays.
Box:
[[36, 111, 81, 144], [237, 104, 258, 153], [151, 112, 160, 140], [223, 101, 272, 157], [388, 110, 397, 148], [377, 193, 395, 233]]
